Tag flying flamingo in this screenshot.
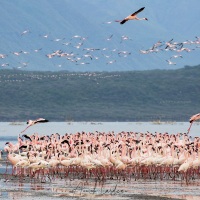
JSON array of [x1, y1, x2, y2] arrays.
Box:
[[21, 29, 30, 36], [115, 7, 148, 25], [21, 118, 49, 133], [187, 113, 200, 134]]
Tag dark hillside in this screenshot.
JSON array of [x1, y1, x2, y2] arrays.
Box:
[[0, 65, 199, 121]]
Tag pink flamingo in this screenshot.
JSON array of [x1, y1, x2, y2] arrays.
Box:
[[115, 7, 148, 25], [21, 118, 49, 133], [187, 113, 200, 134]]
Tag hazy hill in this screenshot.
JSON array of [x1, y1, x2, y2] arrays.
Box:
[[0, 0, 199, 71], [0, 65, 199, 122]]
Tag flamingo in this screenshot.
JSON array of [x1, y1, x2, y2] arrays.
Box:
[[106, 34, 114, 41], [170, 55, 183, 59], [21, 29, 30, 36], [21, 118, 49, 133], [166, 59, 176, 65], [15, 159, 30, 168], [4, 142, 19, 153], [116, 7, 148, 25], [187, 113, 200, 134], [7, 153, 23, 166], [4, 129, 200, 182]]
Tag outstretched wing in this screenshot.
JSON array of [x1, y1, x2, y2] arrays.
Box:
[[131, 7, 145, 16], [36, 118, 49, 123]]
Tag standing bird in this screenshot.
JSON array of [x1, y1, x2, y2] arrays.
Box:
[[116, 7, 148, 25], [21, 118, 49, 133], [187, 113, 200, 134]]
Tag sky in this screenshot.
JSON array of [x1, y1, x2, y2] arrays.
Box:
[[0, 0, 199, 71]]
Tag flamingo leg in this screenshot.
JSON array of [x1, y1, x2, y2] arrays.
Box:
[[21, 125, 32, 133], [187, 122, 193, 134]]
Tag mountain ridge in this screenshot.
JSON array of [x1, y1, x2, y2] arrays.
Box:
[[0, 64, 199, 122]]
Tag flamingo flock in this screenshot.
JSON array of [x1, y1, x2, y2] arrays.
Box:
[[140, 37, 200, 65], [3, 129, 200, 183], [0, 4, 198, 71]]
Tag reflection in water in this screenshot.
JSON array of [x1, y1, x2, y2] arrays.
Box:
[[172, 196, 200, 200], [1, 161, 200, 199], [31, 183, 45, 191], [8, 192, 24, 200], [2, 177, 200, 200]]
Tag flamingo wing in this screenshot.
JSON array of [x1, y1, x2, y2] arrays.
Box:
[[36, 118, 49, 123], [130, 7, 145, 16], [120, 19, 128, 24]]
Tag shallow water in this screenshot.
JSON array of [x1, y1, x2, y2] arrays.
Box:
[[0, 174, 200, 200], [1, 121, 200, 200]]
